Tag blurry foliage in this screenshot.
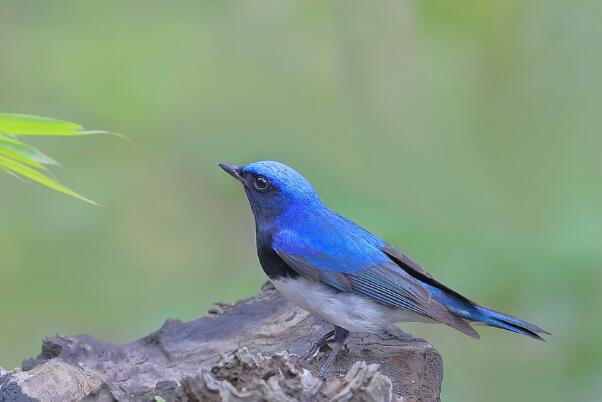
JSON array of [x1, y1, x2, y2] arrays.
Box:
[[0, 113, 109, 204]]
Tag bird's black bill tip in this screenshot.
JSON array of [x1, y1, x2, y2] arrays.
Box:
[[219, 162, 244, 183]]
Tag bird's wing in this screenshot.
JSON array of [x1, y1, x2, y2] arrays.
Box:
[[381, 244, 435, 279], [272, 230, 479, 338], [381, 243, 477, 305]]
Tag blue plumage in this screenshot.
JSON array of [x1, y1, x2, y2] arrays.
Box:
[[220, 160, 549, 375]]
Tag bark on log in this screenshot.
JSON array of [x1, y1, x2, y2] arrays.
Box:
[[0, 283, 442, 402]]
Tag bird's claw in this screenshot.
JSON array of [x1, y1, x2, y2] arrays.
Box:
[[297, 350, 317, 363], [300, 326, 349, 378], [298, 344, 321, 362], [298, 329, 335, 362]]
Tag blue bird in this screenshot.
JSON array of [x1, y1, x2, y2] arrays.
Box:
[[219, 161, 548, 376]]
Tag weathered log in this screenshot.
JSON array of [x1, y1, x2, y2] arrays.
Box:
[[0, 283, 442, 402]]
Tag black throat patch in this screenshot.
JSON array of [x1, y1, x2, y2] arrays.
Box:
[[256, 229, 299, 280]]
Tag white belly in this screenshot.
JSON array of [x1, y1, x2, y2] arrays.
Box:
[[271, 277, 428, 333]]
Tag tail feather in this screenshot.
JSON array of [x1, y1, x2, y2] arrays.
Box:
[[474, 306, 550, 341], [423, 283, 549, 341]]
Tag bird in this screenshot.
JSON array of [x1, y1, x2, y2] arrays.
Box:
[[219, 160, 549, 377]]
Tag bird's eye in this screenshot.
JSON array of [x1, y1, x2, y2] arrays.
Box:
[[254, 176, 270, 191]]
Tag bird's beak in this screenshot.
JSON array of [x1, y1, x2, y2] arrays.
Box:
[[219, 163, 245, 184]]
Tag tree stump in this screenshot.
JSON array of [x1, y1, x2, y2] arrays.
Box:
[[0, 283, 442, 402]]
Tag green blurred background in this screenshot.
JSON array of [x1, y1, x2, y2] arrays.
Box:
[[1, 1, 601, 401]]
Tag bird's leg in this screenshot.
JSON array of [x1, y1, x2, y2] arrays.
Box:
[[299, 329, 335, 361], [319, 326, 349, 378]]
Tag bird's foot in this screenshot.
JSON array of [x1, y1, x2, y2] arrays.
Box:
[[318, 341, 343, 378], [317, 326, 349, 378], [298, 329, 335, 362]]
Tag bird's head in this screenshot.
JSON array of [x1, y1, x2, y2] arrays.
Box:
[[219, 160, 321, 223]]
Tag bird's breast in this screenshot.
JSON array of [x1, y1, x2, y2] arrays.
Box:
[[271, 277, 410, 333]]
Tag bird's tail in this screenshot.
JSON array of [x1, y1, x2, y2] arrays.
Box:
[[424, 283, 549, 340], [470, 306, 550, 341]]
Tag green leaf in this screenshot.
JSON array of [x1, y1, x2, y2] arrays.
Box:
[[0, 113, 115, 136], [0, 135, 58, 165], [0, 147, 48, 170], [0, 156, 97, 205], [154, 397, 166, 402], [0, 113, 117, 204]]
